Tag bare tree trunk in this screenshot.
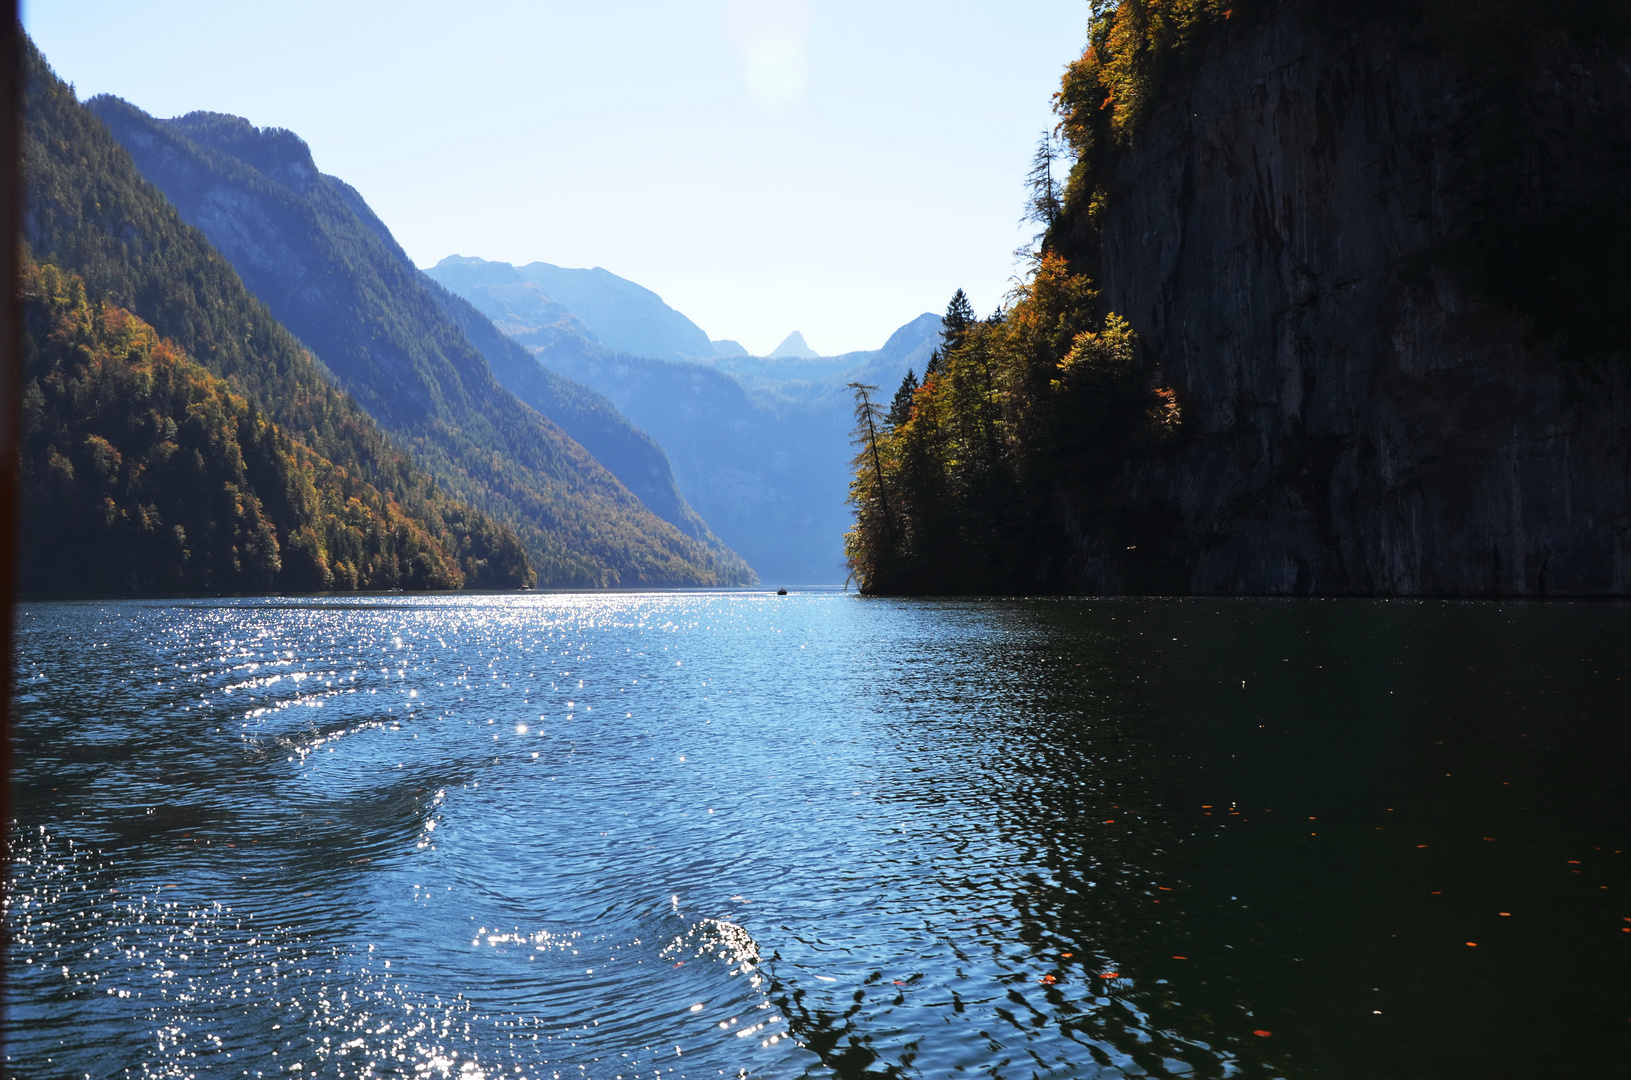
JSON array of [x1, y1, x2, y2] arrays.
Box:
[[850, 382, 893, 541]]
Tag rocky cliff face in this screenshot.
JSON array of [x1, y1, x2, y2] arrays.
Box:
[[1087, 8, 1631, 595]]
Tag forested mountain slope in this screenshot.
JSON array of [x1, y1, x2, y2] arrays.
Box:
[[431, 255, 940, 584], [19, 262, 529, 593], [847, 0, 1631, 596], [20, 44, 532, 593], [424, 278, 723, 547], [80, 87, 749, 587]]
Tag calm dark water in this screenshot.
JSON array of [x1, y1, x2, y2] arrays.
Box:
[[6, 594, 1630, 1080]]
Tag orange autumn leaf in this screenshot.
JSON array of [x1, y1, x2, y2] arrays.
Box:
[[1253, 1030, 1272, 1037], [1040, 974, 1057, 984]]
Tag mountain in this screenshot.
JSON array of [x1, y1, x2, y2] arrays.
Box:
[[846, 0, 1631, 596], [708, 314, 941, 398], [425, 279, 730, 550], [422, 258, 592, 351], [84, 95, 752, 587], [431, 256, 719, 363], [20, 42, 531, 593], [429, 255, 943, 583], [19, 261, 530, 593], [710, 339, 749, 357], [767, 331, 818, 359], [518, 336, 855, 585]]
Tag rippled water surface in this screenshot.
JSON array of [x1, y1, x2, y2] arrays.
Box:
[[7, 593, 1631, 1079]]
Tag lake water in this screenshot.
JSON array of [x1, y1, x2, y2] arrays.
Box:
[[6, 593, 1630, 1079]]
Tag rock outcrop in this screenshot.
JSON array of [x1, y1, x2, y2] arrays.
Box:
[[1084, 7, 1631, 595]]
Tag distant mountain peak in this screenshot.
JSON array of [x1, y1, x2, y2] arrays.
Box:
[[434, 254, 523, 281], [428, 256, 717, 363], [711, 339, 749, 357], [768, 331, 818, 359]]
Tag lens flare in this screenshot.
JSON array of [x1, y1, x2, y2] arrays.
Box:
[[726, 0, 810, 107]]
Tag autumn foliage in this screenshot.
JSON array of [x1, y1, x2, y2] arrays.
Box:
[[20, 261, 533, 594], [846, 254, 1180, 594]]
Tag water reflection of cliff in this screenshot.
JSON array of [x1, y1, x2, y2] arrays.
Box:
[[775, 598, 1631, 1079]]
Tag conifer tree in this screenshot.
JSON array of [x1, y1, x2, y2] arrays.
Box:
[[888, 369, 919, 428], [941, 289, 977, 354], [1024, 130, 1064, 235], [845, 382, 894, 557]]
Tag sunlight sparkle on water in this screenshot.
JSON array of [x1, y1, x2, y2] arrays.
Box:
[[7, 594, 1631, 1078]]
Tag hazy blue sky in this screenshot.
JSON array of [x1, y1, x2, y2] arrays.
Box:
[[25, 0, 1090, 355]]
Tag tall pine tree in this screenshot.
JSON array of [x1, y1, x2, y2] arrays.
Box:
[[887, 369, 919, 428], [942, 289, 976, 354]]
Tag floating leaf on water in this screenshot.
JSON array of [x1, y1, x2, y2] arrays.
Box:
[[1253, 1030, 1272, 1037]]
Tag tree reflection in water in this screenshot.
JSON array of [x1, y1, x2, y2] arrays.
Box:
[[771, 599, 1631, 1080]]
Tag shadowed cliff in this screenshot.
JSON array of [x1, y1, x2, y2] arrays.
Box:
[[847, 1, 1631, 597], [1084, 1, 1631, 595]]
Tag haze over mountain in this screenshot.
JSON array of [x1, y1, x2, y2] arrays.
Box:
[[767, 332, 819, 360], [521, 325, 940, 585], [424, 281, 729, 548], [428, 253, 940, 583], [85, 94, 752, 587], [431, 257, 724, 363]]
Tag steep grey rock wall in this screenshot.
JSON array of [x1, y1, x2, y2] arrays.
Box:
[[1090, 10, 1631, 595]]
